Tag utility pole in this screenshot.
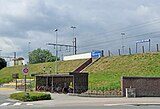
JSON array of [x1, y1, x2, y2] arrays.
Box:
[[71, 26, 77, 54], [14, 52, 16, 66], [74, 37, 77, 54], [55, 29, 58, 74], [47, 43, 76, 55], [47, 28, 77, 75]]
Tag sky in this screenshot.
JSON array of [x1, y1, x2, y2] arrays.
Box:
[[1, 0, 160, 62]]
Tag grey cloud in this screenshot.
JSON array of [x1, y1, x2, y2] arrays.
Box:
[[0, 0, 160, 57]]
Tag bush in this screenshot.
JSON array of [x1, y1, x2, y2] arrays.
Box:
[[0, 58, 7, 70], [10, 92, 51, 102]]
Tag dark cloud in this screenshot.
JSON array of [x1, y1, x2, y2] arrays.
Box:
[[0, 0, 160, 60]]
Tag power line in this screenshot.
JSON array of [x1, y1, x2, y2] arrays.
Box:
[[78, 30, 160, 50], [79, 17, 160, 43]]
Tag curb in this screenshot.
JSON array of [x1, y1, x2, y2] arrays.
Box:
[[68, 93, 122, 98], [0, 88, 15, 90]]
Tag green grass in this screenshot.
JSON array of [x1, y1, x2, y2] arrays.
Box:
[[1, 52, 160, 91], [10, 92, 51, 102], [0, 59, 86, 84], [87, 52, 160, 91]]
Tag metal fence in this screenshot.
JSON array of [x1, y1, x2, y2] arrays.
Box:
[[107, 43, 160, 57]]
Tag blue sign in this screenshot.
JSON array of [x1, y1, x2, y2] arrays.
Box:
[[91, 51, 103, 58]]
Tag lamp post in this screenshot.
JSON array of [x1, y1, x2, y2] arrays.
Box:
[[55, 29, 58, 74], [28, 42, 31, 64], [71, 26, 76, 54], [121, 33, 125, 54]]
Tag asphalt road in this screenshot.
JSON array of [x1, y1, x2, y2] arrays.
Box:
[[1, 105, 160, 109], [0, 89, 16, 103], [1, 89, 160, 109]]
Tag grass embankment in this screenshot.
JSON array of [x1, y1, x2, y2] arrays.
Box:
[[87, 52, 160, 91], [1, 52, 160, 91], [0, 59, 86, 84], [10, 92, 51, 102]]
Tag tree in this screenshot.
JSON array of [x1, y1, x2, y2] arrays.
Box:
[[0, 58, 7, 70], [29, 48, 58, 64]]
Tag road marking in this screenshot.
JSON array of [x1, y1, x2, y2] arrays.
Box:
[[0, 102, 10, 106], [104, 103, 128, 106], [13, 102, 22, 106], [0, 102, 34, 106], [27, 103, 33, 106]]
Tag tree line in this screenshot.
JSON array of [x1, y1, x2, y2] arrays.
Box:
[[0, 48, 59, 70]]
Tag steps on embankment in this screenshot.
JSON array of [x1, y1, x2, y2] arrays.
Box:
[[73, 57, 101, 73]]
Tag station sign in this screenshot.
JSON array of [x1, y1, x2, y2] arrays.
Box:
[[136, 39, 150, 43], [91, 51, 103, 58]]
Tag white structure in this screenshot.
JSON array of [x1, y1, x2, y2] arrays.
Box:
[[7, 61, 14, 67], [64, 52, 91, 61], [64, 51, 103, 61], [7, 57, 25, 67]]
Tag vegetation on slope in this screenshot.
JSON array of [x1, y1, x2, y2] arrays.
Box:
[[0, 59, 86, 84], [1, 52, 160, 91], [87, 52, 160, 91]]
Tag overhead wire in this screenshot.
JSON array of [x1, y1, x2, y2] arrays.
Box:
[[78, 30, 160, 50], [79, 17, 160, 44], [78, 17, 160, 51]]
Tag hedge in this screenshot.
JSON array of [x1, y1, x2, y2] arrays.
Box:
[[10, 92, 51, 102]]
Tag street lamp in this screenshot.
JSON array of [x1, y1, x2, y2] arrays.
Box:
[[121, 33, 125, 54], [55, 29, 58, 74], [28, 42, 31, 64], [71, 26, 76, 55]]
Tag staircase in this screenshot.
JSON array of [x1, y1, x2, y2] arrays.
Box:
[[73, 57, 101, 73]]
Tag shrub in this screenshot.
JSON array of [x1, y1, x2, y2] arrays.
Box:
[[10, 92, 51, 102], [0, 58, 7, 70]]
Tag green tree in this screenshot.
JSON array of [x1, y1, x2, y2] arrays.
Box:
[[0, 58, 7, 70], [29, 48, 58, 64]]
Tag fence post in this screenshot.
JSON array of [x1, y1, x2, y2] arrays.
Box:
[[108, 50, 111, 57], [142, 46, 145, 53], [156, 44, 159, 52], [102, 50, 104, 57], [118, 49, 121, 56], [136, 43, 138, 53], [129, 48, 131, 55]]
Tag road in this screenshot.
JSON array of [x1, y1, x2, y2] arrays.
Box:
[[1, 89, 160, 109]]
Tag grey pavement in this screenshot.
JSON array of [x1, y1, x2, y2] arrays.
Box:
[[30, 93, 160, 107], [1, 89, 160, 108]]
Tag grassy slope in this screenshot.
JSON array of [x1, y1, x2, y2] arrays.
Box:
[[87, 52, 160, 91], [0, 59, 86, 84], [1, 52, 160, 91]]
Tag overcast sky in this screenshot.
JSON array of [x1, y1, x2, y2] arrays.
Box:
[[1, 0, 160, 61]]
